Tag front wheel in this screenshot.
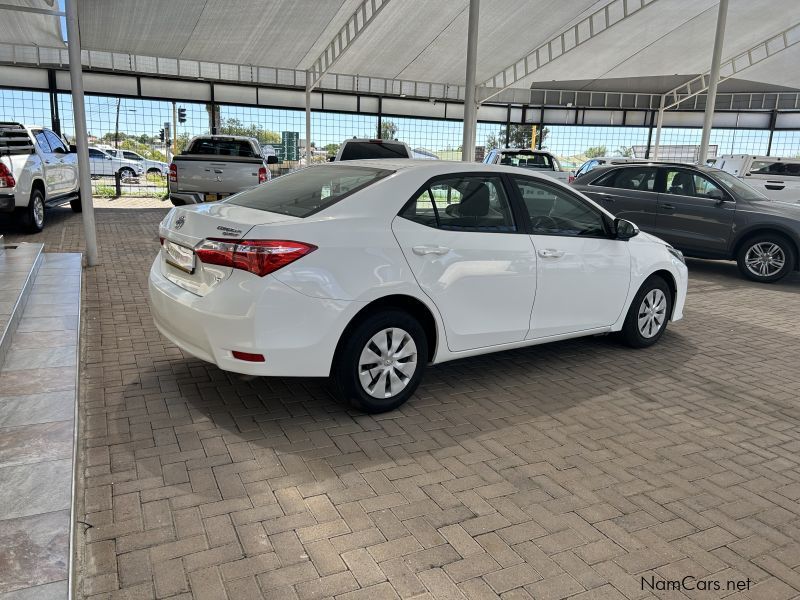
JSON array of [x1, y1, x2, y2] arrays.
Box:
[[70, 199, 82, 213], [736, 235, 795, 283], [618, 276, 672, 348], [119, 167, 136, 179], [331, 310, 427, 413]]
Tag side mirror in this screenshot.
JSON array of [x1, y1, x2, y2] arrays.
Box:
[[615, 218, 639, 240], [69, 144, 77, 153], [707, 188, 725, 202], [265, 155, 278, 165]]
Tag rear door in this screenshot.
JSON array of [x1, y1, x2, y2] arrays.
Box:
[[581, 166, 659, 230], [392, 173, 537, 352], [656, 167, 736, 254], [743, 159, 800, 202]]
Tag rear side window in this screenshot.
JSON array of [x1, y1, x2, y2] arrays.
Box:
[[339, 141, 410, 160], [400, 175, 516, 233], [227, 165, 392, 217], [186, 138, 257, 158], [750, 160, 800, 177], [591, 167, 656, 191]]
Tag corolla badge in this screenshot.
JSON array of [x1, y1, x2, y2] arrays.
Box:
[[174, 215, 185, 230]]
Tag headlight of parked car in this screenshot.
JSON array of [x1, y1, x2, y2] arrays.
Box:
[[667, 246, 685, 265]]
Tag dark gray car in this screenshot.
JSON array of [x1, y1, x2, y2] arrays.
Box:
[[572, 162, 800, 283]]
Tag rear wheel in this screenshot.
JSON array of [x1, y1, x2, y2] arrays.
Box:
[[618, 276, 672, 348], [736, 234, 795, 283], [331, 310, 427, 413], [119, 167, 136, 179], [17, 188, 45, 233]]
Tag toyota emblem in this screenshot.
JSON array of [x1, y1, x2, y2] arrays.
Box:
[[175, 215, 185, 230]]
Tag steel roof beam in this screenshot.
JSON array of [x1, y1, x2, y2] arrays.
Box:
[[477, 0, 661, 104]]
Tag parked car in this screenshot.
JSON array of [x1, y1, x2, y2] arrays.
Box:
[[107, 148, 168, 175], [88, 147, 144, 179], [573, 156, 641, 181], [483, 148, 570, 182], [572, 162, 800, 283], [168, 135, 276, 206], [0, 122, 80, 232], [334, 138, 413, 161], [150, 160, 687, 413], [713, 155, 800, 202]]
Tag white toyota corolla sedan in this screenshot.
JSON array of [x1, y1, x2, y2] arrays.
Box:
[[150, 160, 687, 412]]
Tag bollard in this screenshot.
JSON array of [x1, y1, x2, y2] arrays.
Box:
[[115, 171, 122, 198]]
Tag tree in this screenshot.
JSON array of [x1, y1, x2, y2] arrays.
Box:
[[218, 118, 280, 145], [616, 145, 633, 157], [585, 145, 607, 158], [324, 143, 340, 156], [380, 120, 398, 140]]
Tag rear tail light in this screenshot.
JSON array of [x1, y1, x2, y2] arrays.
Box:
[[258, 167, 268, 184], [195, 239, 316, 277], [0, 163, 15, 188], [169, 163, 177, 182], [567, 175, 575, 184]]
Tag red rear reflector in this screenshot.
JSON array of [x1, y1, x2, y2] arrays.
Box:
[[169, 163, 177, 182], [195, 239, 317, 277], [567, 175, 575, 183], [231, 350, 266, 362], [258, 166, 268, 184], [232, 351, 265, 362]]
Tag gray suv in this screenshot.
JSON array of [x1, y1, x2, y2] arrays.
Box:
[[572, 162, 800, 283]]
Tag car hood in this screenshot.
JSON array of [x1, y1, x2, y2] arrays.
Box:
[[633, 230, 670, 247]]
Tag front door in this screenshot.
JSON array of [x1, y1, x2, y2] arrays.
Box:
[[392, 174, 537, 352], [43, 130, 75, 196], [510, 176, 631, 339], [656, 167, 736, 255]]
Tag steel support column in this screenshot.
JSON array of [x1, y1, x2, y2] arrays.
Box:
[[65, 0, 98, 266], [699, 0, 729, 163], [461, 0, 480, 162], [305, 90, 312, 163], [652, 95, 665, 160]]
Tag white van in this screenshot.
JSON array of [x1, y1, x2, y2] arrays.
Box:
[[714, 155, 800, 201]]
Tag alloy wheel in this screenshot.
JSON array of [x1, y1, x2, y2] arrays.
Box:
[[744, 242, 785, 278], [637, 289, 667, 339], [358, 327, 418, 399], [33, 196, 44, 228]]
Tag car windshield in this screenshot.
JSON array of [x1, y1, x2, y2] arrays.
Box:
[[226, 165, 393, 217], [339, 141, 409, 160], [710, 169, 768, 201]]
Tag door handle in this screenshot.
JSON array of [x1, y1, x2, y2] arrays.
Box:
[[765, 184, 785, 190], [538, 249, 565, 258], [412, 245, 450, 256], [661, 203, 675, 211]]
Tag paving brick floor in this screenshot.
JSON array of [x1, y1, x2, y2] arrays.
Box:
[[3, 204, 800, 600]]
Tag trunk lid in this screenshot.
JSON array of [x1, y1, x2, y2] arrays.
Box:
[[159, 203, 299, 296], [172, 156, 264, 196]]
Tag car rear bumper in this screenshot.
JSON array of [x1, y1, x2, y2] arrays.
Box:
[[148, 256, 359, 377], [169, 192, 203, 205]]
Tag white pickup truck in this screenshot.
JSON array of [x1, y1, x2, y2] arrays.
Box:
[[107, 148, 168, 176], [713, 154, 800, 202], [483, 148, 570, 182], [168, 135, 277, 206], [0, 122, 81, 232]]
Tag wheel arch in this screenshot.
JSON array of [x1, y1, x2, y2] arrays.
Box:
[[30, 177, 46, 200], [733, 227, 799, 270], [332, 294, 439, 374], [648, 269, 678, 319]]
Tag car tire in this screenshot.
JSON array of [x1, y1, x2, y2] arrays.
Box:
[[618, 275, 672, 348], [736, 234, 796, 283], [119, 167, 136, 179], [331, 309, 427, 413], [17, 188, 45, 233]]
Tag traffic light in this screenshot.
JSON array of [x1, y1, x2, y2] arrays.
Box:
[[178, 108, 187, 124], [159, 128, 165, 142]]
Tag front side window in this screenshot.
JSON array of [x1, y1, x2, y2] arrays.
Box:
[[401, 175, 516, 233], [664, 169, 724, 199], [88, 148, 106, 159], [44, 130, 66, 153], [513, 177, 607, 237], [227, 165, 392, 218]]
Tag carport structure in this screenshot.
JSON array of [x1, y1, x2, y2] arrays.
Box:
[[2, 0, 800, 262]]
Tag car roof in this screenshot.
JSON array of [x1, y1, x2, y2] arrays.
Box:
[[575, 161, 723, 178], [313, 159, 570, 178]]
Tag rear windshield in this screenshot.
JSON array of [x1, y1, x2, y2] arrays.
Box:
[[339, 141, 409, 160], [497, 151, 554, 170], [226, 165, 393, 217], [185, 138, 258, 158]]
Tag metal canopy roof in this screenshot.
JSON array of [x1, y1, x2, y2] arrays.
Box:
[[3, 0, 800, 95]]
